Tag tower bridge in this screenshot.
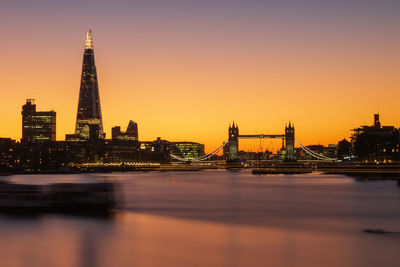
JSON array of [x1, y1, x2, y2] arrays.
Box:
[[227, 122, 294, 161], [169, 122, 337, 163]]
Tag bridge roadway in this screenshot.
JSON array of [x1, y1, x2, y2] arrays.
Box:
[[238, 134, 285, 139]]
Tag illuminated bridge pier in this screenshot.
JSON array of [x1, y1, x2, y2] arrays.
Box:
[[225, 122, 295, 161]]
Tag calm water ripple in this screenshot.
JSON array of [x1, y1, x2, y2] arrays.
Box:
[[1, 170, 400, 267]]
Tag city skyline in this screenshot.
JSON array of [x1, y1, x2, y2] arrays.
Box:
[[1, 0, 399, 153], [2, 3, 400, 267]]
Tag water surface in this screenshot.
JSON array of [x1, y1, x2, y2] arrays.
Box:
[[1, 170, 399, 267]]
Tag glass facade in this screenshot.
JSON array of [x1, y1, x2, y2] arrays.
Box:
[[170, 142, 205, 160], [21, 99, 56, 143], [74, 30, 104, 140]]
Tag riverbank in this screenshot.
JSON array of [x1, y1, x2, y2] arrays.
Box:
[[2, 161, 400, 177]]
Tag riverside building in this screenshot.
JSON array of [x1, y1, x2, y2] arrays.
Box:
[[67, 30, 104, 141], [21, 99, 56, 144]]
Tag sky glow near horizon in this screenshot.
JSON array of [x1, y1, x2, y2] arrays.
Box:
[[0, 0, 399, 152]]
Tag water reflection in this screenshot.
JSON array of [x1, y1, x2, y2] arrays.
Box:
[[0, 214, 116, 267], [0, 171, 400, 267]]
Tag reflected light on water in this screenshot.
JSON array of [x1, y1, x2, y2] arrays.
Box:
[[0, 171, 400, 267], [0, 211, 399, 267]]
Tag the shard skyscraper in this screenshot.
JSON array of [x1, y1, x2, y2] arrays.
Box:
[[72, 30, 105, 140]]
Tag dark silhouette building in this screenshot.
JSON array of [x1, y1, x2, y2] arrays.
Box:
[[67, 30, 104, 141], [227, 122, 239, 160], [112, 121, 138, 141], [337, 139, 351, 160], [21, 99, 56, 144], [0, 138, 17, 171], [351, 114, 400, 161], [284, 122, 295, 161]]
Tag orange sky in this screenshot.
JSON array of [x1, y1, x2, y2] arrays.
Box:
[[0, 1, 399, 153]]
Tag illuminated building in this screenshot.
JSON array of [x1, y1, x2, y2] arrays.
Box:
[[0, 138, 17, 171], [112, 121, 138, 141], [169, 142, 205, 160], [21, 99, 56, 143], [67, 30, 104, 141]]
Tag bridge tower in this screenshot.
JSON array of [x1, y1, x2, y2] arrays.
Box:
[[228, 122, 239, 160], [285, 122, 295, 161]]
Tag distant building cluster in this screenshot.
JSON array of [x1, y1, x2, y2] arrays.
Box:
[[294, 144, 337, 161], [294, 114, 400, 162], [0, 31, 204, 173]]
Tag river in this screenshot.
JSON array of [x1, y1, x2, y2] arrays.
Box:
[[1, 170, 400, 267]]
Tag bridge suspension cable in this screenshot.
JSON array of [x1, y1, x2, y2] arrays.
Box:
[[295, 140, 338, 161], [297, 143, 327, 160], [297, 142, 335, 161], [170, 141, 229, 162]]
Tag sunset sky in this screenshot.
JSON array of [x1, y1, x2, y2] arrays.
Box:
[[0, 0, 399, 153]]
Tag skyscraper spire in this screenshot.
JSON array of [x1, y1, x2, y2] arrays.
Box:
[[85, 30, 94, 49], [73, 30, 104, 140]]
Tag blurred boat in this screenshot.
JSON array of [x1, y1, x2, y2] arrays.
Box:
[[363, 228, 400, 235], [0, 180, 116, 215]]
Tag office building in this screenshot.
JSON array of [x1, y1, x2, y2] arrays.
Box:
[[169, 142, 205, 160], [21, 99, 56, 143], [112, 121, 138, 141]]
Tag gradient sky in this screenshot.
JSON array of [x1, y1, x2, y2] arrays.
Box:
[[1, 0, 399, 153]]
